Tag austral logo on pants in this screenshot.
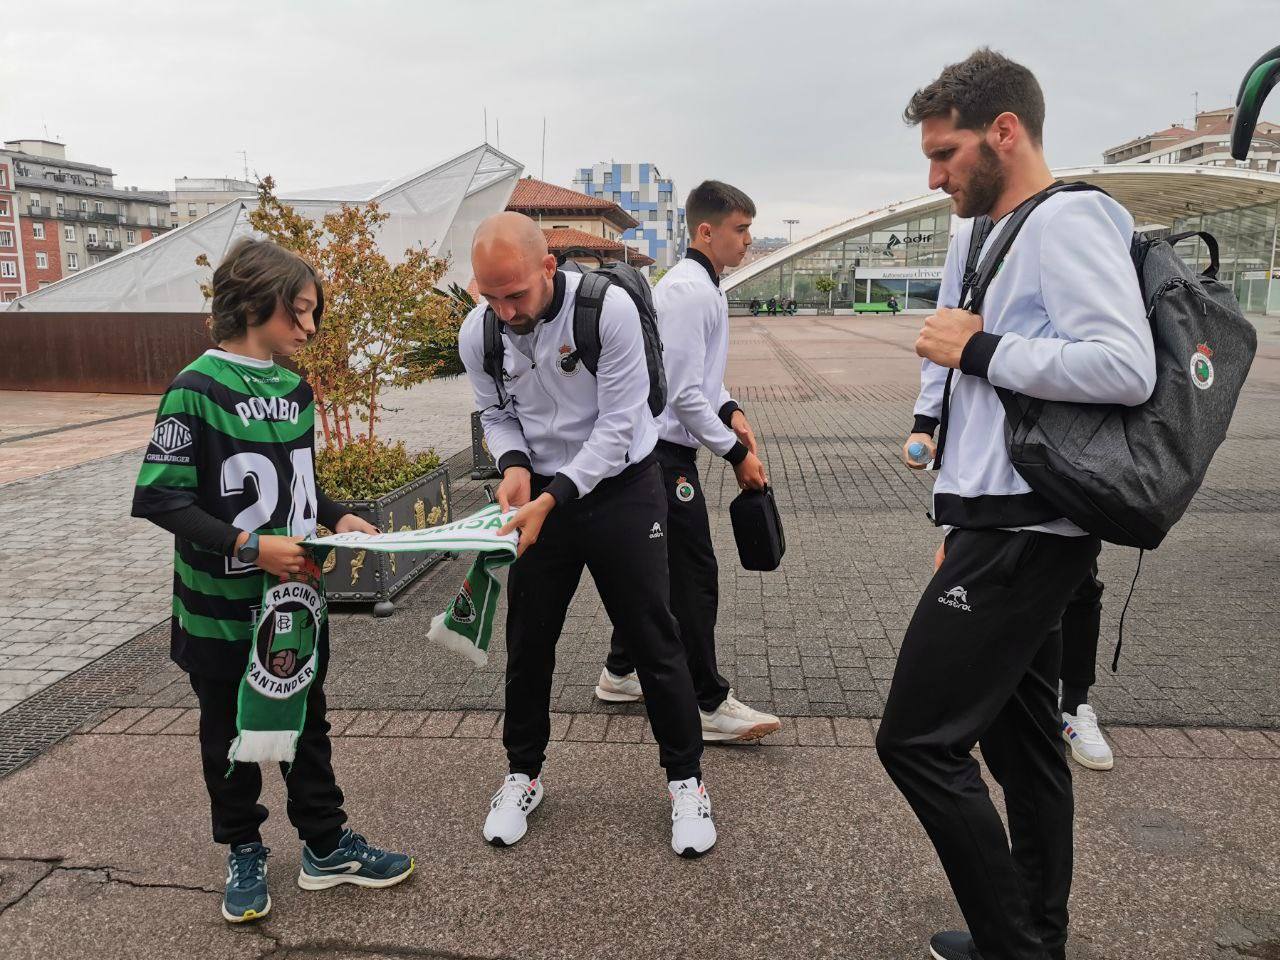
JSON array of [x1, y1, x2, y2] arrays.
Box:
[[938, 586, 972, 612]]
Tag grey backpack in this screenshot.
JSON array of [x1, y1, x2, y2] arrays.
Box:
[[953, 182, 1257, 549]]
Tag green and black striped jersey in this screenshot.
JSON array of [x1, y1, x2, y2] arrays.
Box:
[[133, 349, 319, 677]]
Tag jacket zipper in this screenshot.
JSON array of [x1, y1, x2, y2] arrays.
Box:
[[530, 323, 570, 466]]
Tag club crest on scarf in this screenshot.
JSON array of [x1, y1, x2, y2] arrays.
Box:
[[247, 556, 326, 701]]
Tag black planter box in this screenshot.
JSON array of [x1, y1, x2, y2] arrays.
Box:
[[470, 409, 501, 480], [317, 465, 451, 614]]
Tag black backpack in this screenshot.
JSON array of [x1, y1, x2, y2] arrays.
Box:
[[940, 181, 1257, 549], [481, 256, 667, 418]]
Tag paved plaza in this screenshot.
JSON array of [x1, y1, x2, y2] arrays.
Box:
[[0, 313, 1277, 958]]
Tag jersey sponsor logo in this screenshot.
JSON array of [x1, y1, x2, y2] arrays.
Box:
[[234, 396, 301, 428], [151, 416, 192, 454], [649, 521, 663, 540], [1191, 343, 1215, 390], [938, 585, 972, 612]]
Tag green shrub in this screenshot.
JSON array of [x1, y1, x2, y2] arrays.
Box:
[[317, 438, 441, 501]]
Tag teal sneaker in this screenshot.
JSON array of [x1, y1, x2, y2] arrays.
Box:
[[297, 829, 415, 890], [222, 842, 271, 923]]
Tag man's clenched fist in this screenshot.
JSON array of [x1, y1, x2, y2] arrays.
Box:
[[915, 307, 983, 369]]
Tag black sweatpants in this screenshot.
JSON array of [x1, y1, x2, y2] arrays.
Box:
[[1059, 556, 1104, 701], [605, 441, 732, 712], [188, 621, 347, 850], [504, 455, 703, 782], [877, 529, 1101, 960]]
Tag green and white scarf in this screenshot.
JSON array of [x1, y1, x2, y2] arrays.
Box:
[[309, 502, 517, 669], [231, 504, 518, 765], [229, 551, 332, 765]]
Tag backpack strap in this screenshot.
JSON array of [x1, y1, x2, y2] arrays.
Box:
[[934, 181, 1106, 472], [965, 180, 1105, 313], [572, 272, 612, 378], [959, 215, 995, 308], [481, 307, 508, 408]]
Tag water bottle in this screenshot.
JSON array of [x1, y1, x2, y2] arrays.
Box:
[[907, 440, 932, 467]]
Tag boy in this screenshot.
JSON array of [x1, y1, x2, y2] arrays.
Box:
[[132, 238, 413, 923]]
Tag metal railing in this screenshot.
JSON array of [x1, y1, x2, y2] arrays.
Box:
[[86, 240, 122, 253], [59, 209, 125, 225], [26, 204, 50, 217]]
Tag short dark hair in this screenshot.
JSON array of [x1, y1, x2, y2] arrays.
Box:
[[903, 48, 1045, 144], [209, 238, 324, 343], [685, 180, 756, 234]]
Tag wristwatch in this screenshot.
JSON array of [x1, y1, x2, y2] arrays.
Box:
[[236, 531, 260, 564]]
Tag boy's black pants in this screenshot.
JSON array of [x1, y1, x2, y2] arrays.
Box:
[[504, 455, 703, 782], [188, 621, 346, 849], [605, 440, 731, 712], [877, 529, 1100, 960]]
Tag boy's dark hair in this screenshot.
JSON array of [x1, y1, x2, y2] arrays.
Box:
[[685, 180, 756, 234], [903, 48, 1045, 144], [209, 238, 324, 343]]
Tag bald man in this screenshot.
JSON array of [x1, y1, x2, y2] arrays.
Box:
[[458, 213, 716, 858]]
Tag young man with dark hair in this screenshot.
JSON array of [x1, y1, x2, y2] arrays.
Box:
[[879, 49, 1154, 960], [594, 180, 781, 743], [460, 212, 718, 857], [132, 238, 414, 924]]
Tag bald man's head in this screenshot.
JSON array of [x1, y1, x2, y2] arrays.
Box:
[[472, 212, 557, 334]]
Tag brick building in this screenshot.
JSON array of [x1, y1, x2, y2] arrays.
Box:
[[505, 177, 652, 269], [0, 155, 22, 302], [1, 139, 171, 294]]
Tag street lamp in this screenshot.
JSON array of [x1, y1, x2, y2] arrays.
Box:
[[783, 219, 799, 244]]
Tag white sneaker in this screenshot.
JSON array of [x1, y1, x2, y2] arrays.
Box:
[[595, 667, 643, 703], [669, 777, 716, 858], [1061, 705, 1114, 771], [700, 693, 782, 742], [482, 773, 544, 846]]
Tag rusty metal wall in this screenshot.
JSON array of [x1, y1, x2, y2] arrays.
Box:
[[0, 313, 212, 394]]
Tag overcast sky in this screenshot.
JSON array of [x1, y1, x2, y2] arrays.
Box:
[[1, 1, 1274, 239]]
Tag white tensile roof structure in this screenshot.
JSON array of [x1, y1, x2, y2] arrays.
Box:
[[8, 143, 524, 312], [724, 163, 1280, 294]]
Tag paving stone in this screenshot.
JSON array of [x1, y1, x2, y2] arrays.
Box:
[[833, 717, 875, 748], [566, 713, 609, 742], [344, 710, 394, 736], [380, 711, 431, 738], [454, 711, 500, 738], [419, 711, 464, 738], [1221, 728, 1280, 759], [91, 707, 153, 734], [125, 707, 185, 735], [796, 717, 836, 746], [1146, 728, 1202, 758]]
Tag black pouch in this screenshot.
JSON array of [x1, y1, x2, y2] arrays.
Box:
[[729, 485, 785, 571]]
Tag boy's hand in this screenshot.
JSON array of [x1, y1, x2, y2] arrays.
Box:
[[498, 492, 554, 558], [730, 410, 758, 455], [934, 540, 946, 573], [335, 513, 380, 535], [497, 467, 532, 511], [256, 535, 307, 578]]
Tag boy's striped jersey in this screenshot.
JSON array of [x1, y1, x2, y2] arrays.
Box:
[[133, 349, 319, 676]]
